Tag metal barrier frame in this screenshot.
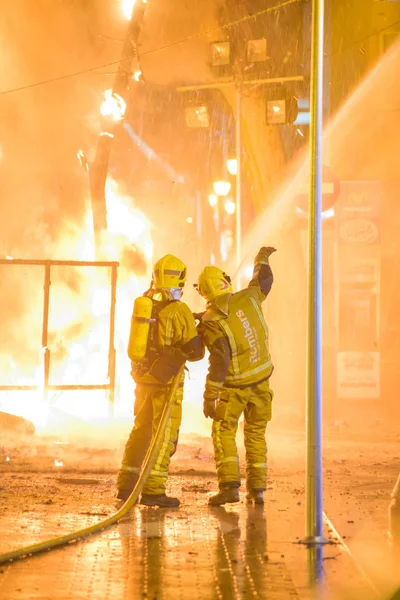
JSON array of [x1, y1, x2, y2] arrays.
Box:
[[0, 259, 119, 415]]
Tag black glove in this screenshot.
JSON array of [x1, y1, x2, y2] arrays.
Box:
[[193, 312, 205, 322], [203, 398, 217, 419], [149, 346, 186, 384], [163, 345, 186, 360]]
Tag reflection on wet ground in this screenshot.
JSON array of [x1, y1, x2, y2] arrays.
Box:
[[116, 502, 298, 600], [1, 431, 399, 599], [0, 493, 299, 600]]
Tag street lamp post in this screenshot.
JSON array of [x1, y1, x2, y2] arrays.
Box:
[[213, 181, 231, 264], [306, 0, 325, 545], [235, 87, 242, 290], [89, 0, 146, 254]]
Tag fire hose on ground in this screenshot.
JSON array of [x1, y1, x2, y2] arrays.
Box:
[[0, 367, 184, 566]]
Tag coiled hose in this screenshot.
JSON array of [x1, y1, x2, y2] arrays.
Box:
[[0, 367, 184, 565]]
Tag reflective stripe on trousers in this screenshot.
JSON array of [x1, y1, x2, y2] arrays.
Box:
[[117, 382, 183, 494], [211, 378, 273, 490]]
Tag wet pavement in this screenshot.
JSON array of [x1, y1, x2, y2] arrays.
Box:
[[0, 473, 378, 600], [0, 428, 399, 599]]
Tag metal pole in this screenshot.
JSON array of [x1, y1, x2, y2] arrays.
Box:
[[216, 198, 222, 264], [306, 544, 324, 585], [389, 473, 400, 545], [235, 87, 242, 290], [42, 265, 51, 403], [306, 0, 325, 542], [108, 263, 118, 418]]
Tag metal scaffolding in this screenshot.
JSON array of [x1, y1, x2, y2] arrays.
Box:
[[0, 259, 119, 415]]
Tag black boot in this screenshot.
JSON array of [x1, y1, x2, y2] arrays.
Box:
[[116, 472, 139, 502], [116, 489, 138, 503], [246, 489, 264, 505], [140, 493, 180, 508], [208, 488, 240, 506]]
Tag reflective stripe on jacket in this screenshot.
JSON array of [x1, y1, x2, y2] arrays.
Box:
[[201, 285, 273, 388]]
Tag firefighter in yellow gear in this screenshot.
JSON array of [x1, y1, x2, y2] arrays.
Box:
[[196, 247, 275, 506], [117, 254, 204, 507]]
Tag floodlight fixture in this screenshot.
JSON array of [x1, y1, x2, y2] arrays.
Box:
[[266, 97, 298, 125], [211, 41, 231, 66], [247, 39, 267, 63], [227, 158, 237, 176]]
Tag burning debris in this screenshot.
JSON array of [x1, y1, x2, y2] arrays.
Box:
[[100, 89, 126, 122]]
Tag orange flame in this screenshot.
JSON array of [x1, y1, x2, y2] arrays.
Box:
[[121, 0, 147, 20], [100, 89, 126, 122], [122, 0, 135, 19], [0, 177, 209, 436], [0, 179, 153, 429]]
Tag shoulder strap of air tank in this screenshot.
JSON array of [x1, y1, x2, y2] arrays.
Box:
[[146, 299, 170, 355], [150, 299, 170, 317]]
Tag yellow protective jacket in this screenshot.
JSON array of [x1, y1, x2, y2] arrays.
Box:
[[131, 298, 204, 385], [199, 248, 274, 398]]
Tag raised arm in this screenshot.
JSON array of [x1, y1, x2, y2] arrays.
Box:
[[248, 246, 276, 300]]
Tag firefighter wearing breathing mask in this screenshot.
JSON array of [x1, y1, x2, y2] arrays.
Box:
[[196, 247, 276, 506], [117, 254, 204, 507]]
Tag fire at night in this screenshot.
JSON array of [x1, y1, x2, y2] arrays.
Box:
[[0, 1, 399, 598]]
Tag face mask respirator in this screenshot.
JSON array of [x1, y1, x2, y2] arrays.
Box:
[[169, 288, 183, 301]]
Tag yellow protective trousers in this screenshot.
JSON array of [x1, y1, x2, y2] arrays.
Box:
[[212, 378, 273, 490], [117, 381, 183, 495]]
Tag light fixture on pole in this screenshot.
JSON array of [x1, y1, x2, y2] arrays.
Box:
[[227, 158, 237, 176], [224, 199, 236, 215], [210, 41, 232, 77], [246, 38, 267, 63], [211, 41, 231, 66], [208, 194, 218, 207], [213, 180, 231, 197], [266, 96, 298, 125]]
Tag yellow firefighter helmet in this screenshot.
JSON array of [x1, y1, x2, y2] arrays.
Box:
[[152, 254, 187, 290], [196, 266, 233, 302]]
